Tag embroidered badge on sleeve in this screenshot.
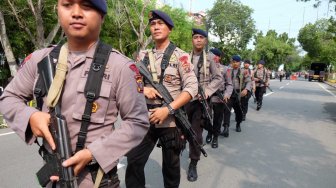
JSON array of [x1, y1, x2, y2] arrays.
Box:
[[179, 55, 191, 73], [129, 64, 144, 93], [20, 53, 32, 68]]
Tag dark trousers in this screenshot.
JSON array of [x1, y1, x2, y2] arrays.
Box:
[[212, 102, 225, 136], [280, 75, 283, 82], [255, 86, 266, 106], [241, 91, 252, 116], [223, 93, 243, 126], [125, 126, 181, 188], [185, 100, 204, 161]]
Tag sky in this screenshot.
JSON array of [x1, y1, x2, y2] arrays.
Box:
[[163, 0, 332, 44]]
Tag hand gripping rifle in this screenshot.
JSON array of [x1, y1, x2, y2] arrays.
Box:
[[214, 90, 231, 112], [36, 55, 78, 188], [198, 86, 214, 133], [259, 79, 273, 92], [137, 61, 207, 157]]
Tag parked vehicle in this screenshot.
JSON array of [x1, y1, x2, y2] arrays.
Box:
[[308, 62, 326, 82]]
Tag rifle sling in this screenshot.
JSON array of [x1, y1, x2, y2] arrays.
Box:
[[76, 41, 112, 152]]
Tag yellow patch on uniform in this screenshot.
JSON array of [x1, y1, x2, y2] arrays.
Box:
[[170, 55, 177, 62], [164, 75, 173, 82], [92, 102, 99, 113]]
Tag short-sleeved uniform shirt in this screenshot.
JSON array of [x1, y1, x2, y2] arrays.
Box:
[[137, 43, 198, 128], [0, 42, 150, 186]]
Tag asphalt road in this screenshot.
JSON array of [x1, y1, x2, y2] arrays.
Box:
[[0, 78, 335, 188]]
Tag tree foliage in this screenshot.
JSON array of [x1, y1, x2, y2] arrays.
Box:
[[296, 0, 336, 12], [207, 0, 256, 61], [253, 30, 297, 70], [298, 18, 336, 70]]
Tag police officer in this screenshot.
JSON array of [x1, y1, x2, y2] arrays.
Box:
[[209, 48, 232, 148], [241, 59, 253, 121], [222, 55, 251, 134], [0, 1, 150, 187], [186, 28, 222, 182], [254, 60, 270, 110], [125, 10, 198, 188]]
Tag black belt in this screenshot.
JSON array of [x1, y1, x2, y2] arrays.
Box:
[[147, 104, 163, 109]]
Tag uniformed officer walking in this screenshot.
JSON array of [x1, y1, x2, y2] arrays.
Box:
[[185, 28, 222, 182], [209, 48, 232, 148], [222, 55, 251, 134], [241, 59, 253, 121], [254, 60, 270, 110], [0, 1, 150, 187], [125, 10, 198, 188]]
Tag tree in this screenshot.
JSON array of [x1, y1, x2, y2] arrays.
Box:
[[253, 30, 297, 70], [298, 18, 336, 69], [207, 0, 256, 56], [0, 0, 60, 76], [296, 0, 336, 12], [0, 10, 17, 76]]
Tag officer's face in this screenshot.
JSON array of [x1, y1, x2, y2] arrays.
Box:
[[244, 63, 250, 69], [192, 34, 207, 51], [232, 61, 240, 69], [150, 19, 171, 42], [57, 0, 103, 44], [258, 63, 264, 69]]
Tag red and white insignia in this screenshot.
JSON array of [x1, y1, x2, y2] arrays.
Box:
[[179, 56, 191, 73], [129, 64, 144, 93], [20, 53, 32, 68]]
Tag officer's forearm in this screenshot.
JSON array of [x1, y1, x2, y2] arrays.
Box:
[[169, 91, 192, 110]]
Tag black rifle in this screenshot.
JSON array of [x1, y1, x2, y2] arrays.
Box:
[[36, 55, 78, 188], [259, 79, 273, 92], [214, 90, 231, 112], [198, 86, 214, 133], [137, 61, 207, 157]]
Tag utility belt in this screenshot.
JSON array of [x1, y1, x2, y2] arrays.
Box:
[[86, 164, 119, 187], [147, 103, 163, 110], [212, 90, 224, 97]]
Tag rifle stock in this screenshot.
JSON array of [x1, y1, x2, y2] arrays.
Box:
[[36, 56, 78, 188], [137, 61, 207, 157]]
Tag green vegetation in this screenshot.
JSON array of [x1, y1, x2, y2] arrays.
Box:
[[0, 0, 335, 84]]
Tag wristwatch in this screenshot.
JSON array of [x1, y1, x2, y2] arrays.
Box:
[[167, 104, 175, 115]]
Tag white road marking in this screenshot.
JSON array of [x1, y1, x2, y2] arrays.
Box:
[[318, 83, 336, 98], [264, 92, 274, 97], [0, 132, 15, 137], [280, 86, 284, 89], [286, 83, 290, 85]]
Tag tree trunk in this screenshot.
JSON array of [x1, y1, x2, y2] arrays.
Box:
[[0, 11, 17, 77]]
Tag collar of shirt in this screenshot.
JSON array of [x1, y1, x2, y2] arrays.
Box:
[[68, 42, 98, 69]]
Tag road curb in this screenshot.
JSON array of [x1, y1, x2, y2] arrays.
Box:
[[323, 81, 336, 89]]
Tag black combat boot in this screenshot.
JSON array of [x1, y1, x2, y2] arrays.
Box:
[[187, 159, 198, 182], [236, 123, 241, 132], [205, 132, 212, 144], [211, 136, 218, 148], [220, 125, 229, 137], [256, 102, 262, 111]]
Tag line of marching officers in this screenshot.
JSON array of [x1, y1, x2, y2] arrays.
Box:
[[127, 10, 271, 188], [0, 4, 270, 188]]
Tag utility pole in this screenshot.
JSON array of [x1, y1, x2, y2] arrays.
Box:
[[289, 17, 291, 37], [302, 7, 305, 27]]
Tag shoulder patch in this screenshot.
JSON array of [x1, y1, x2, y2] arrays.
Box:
[[179, 55, 191, 73], [129, 64, 144, 93], [20, 53, 33, 68]]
